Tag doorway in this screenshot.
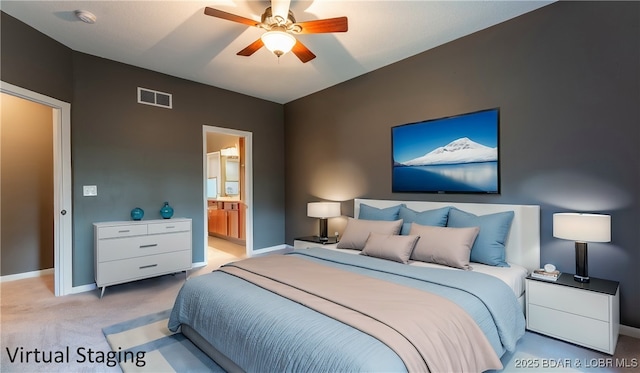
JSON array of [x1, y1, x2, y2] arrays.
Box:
[[202, 125, 253, 260], [0, 81, 72, 296]]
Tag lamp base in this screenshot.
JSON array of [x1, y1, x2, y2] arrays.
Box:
[[574, 241, 589, 283], [318, 218, 329, 242], [573, 274, 590, 283]]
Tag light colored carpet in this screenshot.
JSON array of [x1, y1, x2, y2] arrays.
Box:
[[1, 245, 240, 372], [2, 241, 639, 372], [102, 309, 224, 372]]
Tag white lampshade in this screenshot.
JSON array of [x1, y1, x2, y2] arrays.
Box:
[[261, 31, 296, 57], [307, 202, 341, 219], [553, 213, 611, 242]]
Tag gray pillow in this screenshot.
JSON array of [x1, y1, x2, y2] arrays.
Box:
[[409, 223, 480, 270], [360, 233, 420, 264], [336, 218, 403, 250]]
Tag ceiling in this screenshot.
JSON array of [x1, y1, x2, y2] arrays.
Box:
[[1, 1, 553, 104]]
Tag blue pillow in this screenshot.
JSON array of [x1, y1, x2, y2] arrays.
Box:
[[446, 208, 514, 267], [398, 206, 450, 235], [358, 203, 401, 221]]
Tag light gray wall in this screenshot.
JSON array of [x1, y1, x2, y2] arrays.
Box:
[[284, 2, 640, 328]]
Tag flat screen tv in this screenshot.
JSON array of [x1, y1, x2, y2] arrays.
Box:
[[391, 108, 500, 194]]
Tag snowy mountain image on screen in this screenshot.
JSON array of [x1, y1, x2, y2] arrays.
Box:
[[402, 137, 497, 166]]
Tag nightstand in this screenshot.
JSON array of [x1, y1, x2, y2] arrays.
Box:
[[293, 236, 339, 249], [525, 273, 619, 354]]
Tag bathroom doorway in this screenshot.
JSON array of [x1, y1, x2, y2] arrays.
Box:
[[202, 125, 253, 260]]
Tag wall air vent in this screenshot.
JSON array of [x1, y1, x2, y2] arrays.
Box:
[[137, 87, 172, 109]]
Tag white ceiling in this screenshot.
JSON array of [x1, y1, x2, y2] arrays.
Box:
[[1, 1, 553, 104]]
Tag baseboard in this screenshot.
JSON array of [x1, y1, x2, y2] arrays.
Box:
[[0, 268, 53, 282], [620, 324, 640, 339]]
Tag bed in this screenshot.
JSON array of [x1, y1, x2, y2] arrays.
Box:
[[169, 199, 540, 372]]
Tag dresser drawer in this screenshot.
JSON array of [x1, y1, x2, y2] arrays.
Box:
[[528, 304, 610, 352], [97, 231, 191, 262], [148, 220, 191, 234], [96, 250, 191, 287], [96, 224, 147, 239], [528, 280, 609, 321]]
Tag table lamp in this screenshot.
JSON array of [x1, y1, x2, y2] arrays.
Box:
[[307, 202, 341, 241], [553, 213, 611, 283]]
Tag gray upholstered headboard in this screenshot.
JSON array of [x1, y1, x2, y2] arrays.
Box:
[[354, 199, 540, 271]]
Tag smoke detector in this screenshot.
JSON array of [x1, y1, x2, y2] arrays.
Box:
[[75, 10, 97, 24]]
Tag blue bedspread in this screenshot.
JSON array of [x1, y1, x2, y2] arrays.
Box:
[[169, 248, 525, 372]]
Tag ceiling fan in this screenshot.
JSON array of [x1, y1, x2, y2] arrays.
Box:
[[204, 0, 348, 63]]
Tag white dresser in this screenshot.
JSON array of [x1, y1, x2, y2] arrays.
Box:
[[526, 273, 619, 354], [94, 218, 192, 297]]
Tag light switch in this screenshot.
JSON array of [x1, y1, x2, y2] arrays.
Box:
[[83, 185, 98, 197]]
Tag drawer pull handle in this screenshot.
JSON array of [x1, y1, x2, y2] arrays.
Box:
[[118, 230, 130, 233], [139, 264, 158, 269], [165, 226, 175, 229], [139, 244, 158, 248]]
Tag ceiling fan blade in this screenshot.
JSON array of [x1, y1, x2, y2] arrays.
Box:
[[237, 38, 265, 57], [204, 7, 260, 27], [294, 17, 348, 34], [270, 0, 291, 21], [291, 40, 316, 63]]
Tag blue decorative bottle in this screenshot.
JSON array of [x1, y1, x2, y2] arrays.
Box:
[[160, 202, 174, 219], [130, 207, 144, 221]]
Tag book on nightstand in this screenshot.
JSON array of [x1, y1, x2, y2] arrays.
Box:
[[531, 269, 561, 281]]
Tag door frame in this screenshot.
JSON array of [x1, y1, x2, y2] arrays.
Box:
[[1, 81, 73, 296], [202, 125, 253, 258]]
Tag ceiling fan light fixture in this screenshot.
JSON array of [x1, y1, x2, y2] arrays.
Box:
[[261, 30, 296, 57]]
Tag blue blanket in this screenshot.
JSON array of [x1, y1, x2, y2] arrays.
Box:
[[169, 248, 525, 372]]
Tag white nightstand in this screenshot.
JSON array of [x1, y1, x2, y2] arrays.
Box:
[[525, 273, 619, 354], [293, 236, 339, 249]]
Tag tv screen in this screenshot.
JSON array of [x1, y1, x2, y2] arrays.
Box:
[[391, 108, 500, 194]]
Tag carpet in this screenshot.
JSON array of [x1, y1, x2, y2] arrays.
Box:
[[102, 309, 224, 372]]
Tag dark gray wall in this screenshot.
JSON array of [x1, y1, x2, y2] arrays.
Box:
[[284, 1, 640, 328], [0, 12, 73, 102], [69, 54, 285, 286], [2, 12, 286, 287]]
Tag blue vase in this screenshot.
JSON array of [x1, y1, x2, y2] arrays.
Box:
[[130, 207, 144, 221], [160, 202, 174, 219]]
